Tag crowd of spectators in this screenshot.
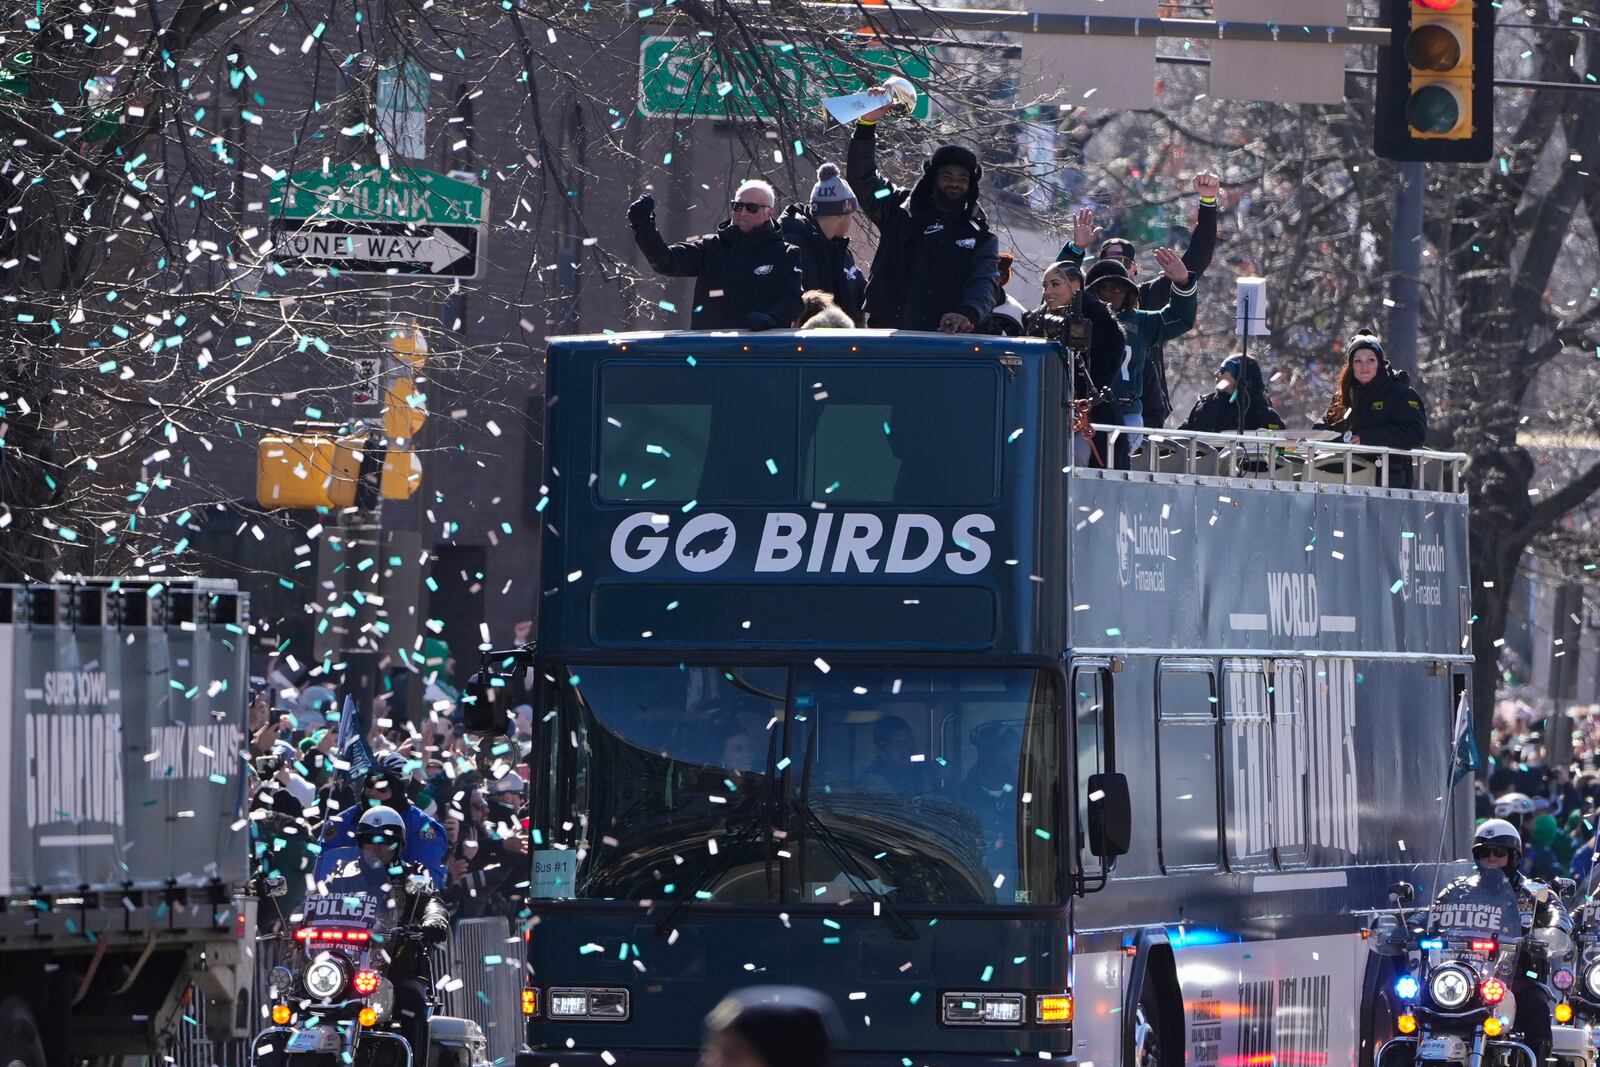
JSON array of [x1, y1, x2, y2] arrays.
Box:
[[626, 87, 1431, 481], [1478, 703, 1600, 889], [245, 643, 533, 929]]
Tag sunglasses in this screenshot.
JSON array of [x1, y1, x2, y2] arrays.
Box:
[[1479, 847, 1511, 858], [730, 200, 771, 214]]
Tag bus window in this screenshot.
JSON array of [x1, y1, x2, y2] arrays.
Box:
[[1270, 660, 1309, 868], [599, 363, 799, 502], [1156, 666, 1221, 872], [802, 363, 1000, 504], [1223, 659, 1273, 871], [794, 665, 1063, 906], [1072, 665, 1112, 879]]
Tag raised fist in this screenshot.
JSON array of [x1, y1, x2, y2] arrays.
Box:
[[628, 194, 656, 228], [1193, 172, 1221, 200]]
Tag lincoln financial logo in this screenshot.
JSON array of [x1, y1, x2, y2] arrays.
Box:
[[1399, 532, 1446, 606], [609, 511, 995, 575], [1117, 506, 1172, 591]]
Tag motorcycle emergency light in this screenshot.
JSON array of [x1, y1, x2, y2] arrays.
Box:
[[1469, 939, 1497, 954], [354, 970, 381, 996], [1398, 1014, 1418, 1035], [1483, 1016, 1504, 1037], [271, 1004, 292, 1025], [1556, 1003, 1574, 1024], [1419, 938, 1445, 950], [1394, 975, 1421, 1000], [359, 1007, 378, 1027], [295, 927, 372, 945], [1479, 978, 1507, 1004], [1554, 968, 1575, 991]]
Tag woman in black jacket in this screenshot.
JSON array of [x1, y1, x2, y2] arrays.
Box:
[[1181, 354, 1284, 435], [1316, 330, 1428, 487], [1022, 261, 1126, 467]]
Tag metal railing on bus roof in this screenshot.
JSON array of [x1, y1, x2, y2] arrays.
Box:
[[1085, 424, 1469, 495]]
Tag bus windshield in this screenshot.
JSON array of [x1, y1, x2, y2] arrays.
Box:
[[535, 664, 1064, 907]]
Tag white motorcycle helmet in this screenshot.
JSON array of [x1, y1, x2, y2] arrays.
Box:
[[1493, 792, 1536, 820]]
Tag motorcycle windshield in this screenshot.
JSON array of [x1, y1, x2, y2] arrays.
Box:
[[1427, 866, 1522, 943], [298, 854, 409, 935]]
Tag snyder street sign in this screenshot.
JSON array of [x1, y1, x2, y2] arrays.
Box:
[[638, 35, 934, 121], [269, 163, 486, 278]]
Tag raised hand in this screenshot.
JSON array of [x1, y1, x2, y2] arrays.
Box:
[[1193, 171, 1221, 200], [1072, 207, 1103, 250], [1153, 246, 1189, 283]]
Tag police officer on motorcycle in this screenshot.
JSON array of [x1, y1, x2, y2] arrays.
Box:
[[324, 752, 449, 885], [319, 806, 450, 1055], [1434, 819, 1571, 1062]]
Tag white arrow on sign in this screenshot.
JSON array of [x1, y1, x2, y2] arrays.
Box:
[[278, 228, 470, 272]]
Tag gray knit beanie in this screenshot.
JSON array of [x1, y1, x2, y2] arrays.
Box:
[[808, 162, 857, 216]]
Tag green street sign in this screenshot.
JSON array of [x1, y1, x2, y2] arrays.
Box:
[[268, 164, 487, 278], [638, 35, 934, 121], [270, 163, 486, 226]]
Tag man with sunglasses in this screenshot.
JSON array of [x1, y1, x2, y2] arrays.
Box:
[[628, 179, 803, 331], [1430, 819, 1569, 1063]]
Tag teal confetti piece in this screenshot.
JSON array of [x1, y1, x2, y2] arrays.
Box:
[[765, 458, 778, 475]]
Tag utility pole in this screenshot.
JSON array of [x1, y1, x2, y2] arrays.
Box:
[[1386, 160, 1425, 379]]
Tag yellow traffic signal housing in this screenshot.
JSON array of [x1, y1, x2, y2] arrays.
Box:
[[384, 378, 427, 443], [1375, 0, 1494, 163], [388, 318, 429, 369], [1405, 1, 1472, 139], [256, 433, 361, 509], [382, 446, 423, 500]]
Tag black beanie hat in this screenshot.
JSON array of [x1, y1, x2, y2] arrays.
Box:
[[706, 987, 842, 1067], [926, 144, 981, 182], [1085, 258, 1137, 307]]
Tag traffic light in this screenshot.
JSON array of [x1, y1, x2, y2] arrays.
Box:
[[1375, 0, 1494, 163]]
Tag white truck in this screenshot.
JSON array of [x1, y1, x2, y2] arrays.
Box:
[[0, 578, 253, 1066]]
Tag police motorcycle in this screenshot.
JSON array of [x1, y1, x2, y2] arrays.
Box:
[[252, 827, 489, 1065], [1556, 878, 1600, 1063], [1373, 866, 1554, 1067]]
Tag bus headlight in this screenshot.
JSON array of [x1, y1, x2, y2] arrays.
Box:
[[303, 953, 347, 1001], [943, 992, 1025, 1026], [1428, 965, 1474, 1010], [545, 987, 631, 1020]]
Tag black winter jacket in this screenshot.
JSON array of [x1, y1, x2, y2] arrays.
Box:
[[779, 205, 865, 325], [1181, 390, 1284, 435], [847, 125, 1000, 330], [1317, 368, 1428, 487], [632, 217, 803, 330], [1057, 201, 1218, 427]]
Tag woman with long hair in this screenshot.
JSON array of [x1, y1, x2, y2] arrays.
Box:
[[1315, 329, 1428, 487]]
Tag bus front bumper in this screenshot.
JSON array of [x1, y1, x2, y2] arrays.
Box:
[[519, 1051, 1076, 1067]]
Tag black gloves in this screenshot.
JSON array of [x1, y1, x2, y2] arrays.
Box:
[[628, 194, 655, 229]]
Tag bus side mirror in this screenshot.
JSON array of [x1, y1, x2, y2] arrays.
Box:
[[1087, 773, 1131, 859], [460, 671, 504, 735], [1388, 881, 1415, 906]]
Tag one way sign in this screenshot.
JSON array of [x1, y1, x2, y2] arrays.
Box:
[[269, 164, 487, 279]]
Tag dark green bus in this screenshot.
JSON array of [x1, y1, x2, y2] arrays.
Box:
[[517, 330, 1472, 1067]]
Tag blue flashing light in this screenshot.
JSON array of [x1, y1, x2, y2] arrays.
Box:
[[1419, 938, 1445, 950], [1395, 975, 1421, 1000], [1169, 926, 1233, 948]]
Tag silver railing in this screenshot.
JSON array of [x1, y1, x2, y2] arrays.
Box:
[[1086, 424, 1469, 494]]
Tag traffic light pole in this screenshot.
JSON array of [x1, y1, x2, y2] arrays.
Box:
[[1386, 160, 1424, 379]]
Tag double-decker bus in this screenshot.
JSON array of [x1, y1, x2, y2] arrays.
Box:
[[515, 330, 1473, 1067]]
